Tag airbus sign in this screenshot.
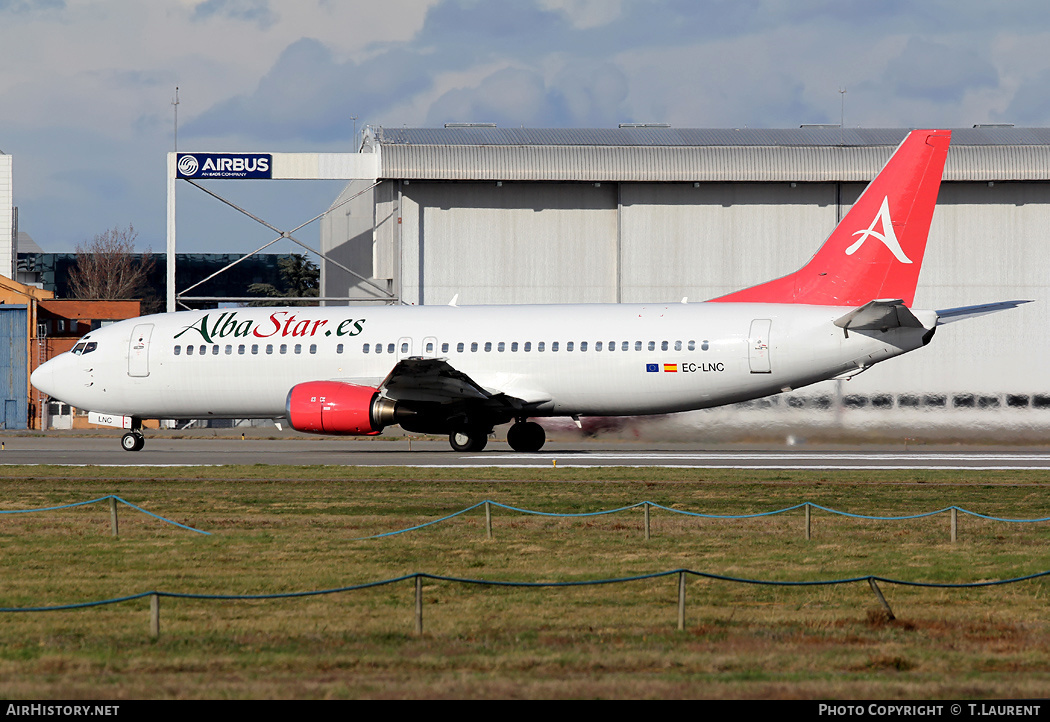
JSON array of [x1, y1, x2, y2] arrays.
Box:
[[176, 153, 272, 179]]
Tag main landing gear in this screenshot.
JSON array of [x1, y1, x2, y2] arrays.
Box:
[[449, 428, 488, 452], [507, 420, 545, 452]]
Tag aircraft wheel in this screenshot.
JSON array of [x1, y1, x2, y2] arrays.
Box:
[[449, 429, 488, 452], [507, 421, 545, 452], [121, 432, 145, 452]]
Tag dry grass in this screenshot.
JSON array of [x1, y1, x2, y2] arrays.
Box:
[[0, 466, 1048, 698]]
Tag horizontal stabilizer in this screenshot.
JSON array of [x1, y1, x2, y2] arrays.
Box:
[[834, 299, 925, 331], [935, 300, 1032, 325]]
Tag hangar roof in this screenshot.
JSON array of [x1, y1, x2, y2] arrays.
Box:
[[364, 126, 1050, 183]]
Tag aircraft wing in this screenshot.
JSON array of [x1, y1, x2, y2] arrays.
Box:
[[376, 357, 547, 411], [934, 300, 1033, 325]]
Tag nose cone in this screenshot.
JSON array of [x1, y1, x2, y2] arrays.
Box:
[[31, 358, 57, 398]]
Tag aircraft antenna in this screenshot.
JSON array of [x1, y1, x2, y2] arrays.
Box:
[[172, 86, 180, 152], [839, 87, 846, 145]]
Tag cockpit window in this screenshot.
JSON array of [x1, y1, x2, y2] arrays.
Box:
[[82, 342, 98, 355], [71, 343, 86, 355]]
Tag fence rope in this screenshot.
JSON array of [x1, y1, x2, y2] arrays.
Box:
[[0, 495, 210, 535], [2, 568, 1048, 613], [354, 499, 1050, 539]]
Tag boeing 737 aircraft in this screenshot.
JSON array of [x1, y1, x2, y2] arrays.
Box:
[[30, 129, 1028, 452]]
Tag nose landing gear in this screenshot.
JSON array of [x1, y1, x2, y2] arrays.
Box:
[[120, 418, 145, 451], [120, 432, 145, 452]]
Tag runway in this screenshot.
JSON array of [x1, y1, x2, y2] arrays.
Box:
[[3, 434, 1050, 469]]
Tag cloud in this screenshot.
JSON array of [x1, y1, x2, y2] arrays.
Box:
[[0, 0, 64, 13], [882, 37, 998, 103], [192, 0, 277, 29], [183, 37, 435, 142], [1004, 68, 1050, 124]]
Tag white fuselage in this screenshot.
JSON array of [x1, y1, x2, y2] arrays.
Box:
[[31, 302, 934, 422]]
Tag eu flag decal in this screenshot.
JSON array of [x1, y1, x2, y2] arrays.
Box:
[[646, 363, 659, 373]]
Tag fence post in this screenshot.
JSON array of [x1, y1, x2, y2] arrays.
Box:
[[950, 507, 958, 543], [867, 578, 895, 620], [805, 503, 811, 540], [414, 575, 423, 635], [149, 594, 160, 639], [677, 572, 686, 631], [109, 497, 119, 538], [485, 501, 493, 540], [644, 502, 651, 541]]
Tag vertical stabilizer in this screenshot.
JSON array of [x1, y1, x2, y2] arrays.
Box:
[[711, 129, 951, 307]]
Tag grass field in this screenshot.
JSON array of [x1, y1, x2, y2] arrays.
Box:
[[0, 464, 1049, 699]]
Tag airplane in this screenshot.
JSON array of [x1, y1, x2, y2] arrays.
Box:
[[30, 129, 1029, 453]]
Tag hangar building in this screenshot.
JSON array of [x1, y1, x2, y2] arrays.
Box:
[[321, 126, 1050, 437]]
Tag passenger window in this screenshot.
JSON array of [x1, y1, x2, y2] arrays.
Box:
[[688, 340, 695, 351], [294, 344, 302, 354], [187, 345, 194, 356], [552, 342, 559, 352], [498, 342, 505, 352], [251, 344, 259, 355], [702, 340, 710, 351], [471, 342, 478, 352], [511, 342, 518, 352], [648, 341, 656, 351], [364, 343, 370, 353], [524, 342, 532, 352], [225, 345, 233, 355], [661, 341, 668, 351], [566, 341, 574, 352], [457, 342, 465, 353], [212, 345, 219, 355], [580, 341, 588, 351], [387, 343, 395, 354], [266, 345, 273, 355], [239, 345, 246, 354], [426, 341, 434, 353], [538, 342, 545, 352], [675, 341, 682, 351], [400, 342, 408, 353], [375, 343, 382, 354], [624, 341, 630, 351], [441, 342, 449, 353], [279, 344, 287, 354], [336, 344, 344, 354], [484, 342, 492, 352], [174, 346, 181, 356], [309, 344, 317, 354], [596, 342, 602, 351], [199, 345, 206, 355]]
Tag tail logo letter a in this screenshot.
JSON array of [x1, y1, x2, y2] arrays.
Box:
[[845, 196, 913, 264]]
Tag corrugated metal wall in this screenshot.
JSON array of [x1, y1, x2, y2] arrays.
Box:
[[400, 182, 618, 305]]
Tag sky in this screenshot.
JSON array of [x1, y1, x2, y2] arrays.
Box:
[[3, 0, 1050, 254]]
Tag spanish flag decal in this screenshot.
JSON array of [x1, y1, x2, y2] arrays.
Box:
[[663, 364, 677, 373]]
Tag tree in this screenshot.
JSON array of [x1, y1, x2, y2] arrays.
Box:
[[68, 225, 155, 300], [248, 254, 320, 306]]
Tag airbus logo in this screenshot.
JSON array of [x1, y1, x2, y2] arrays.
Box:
[[845, 196, 913, 264], [177, 155, 199, 176], [176, 153, 273, 179]]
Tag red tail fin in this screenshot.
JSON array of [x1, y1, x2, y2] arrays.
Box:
[[711, 129, 951, 307]]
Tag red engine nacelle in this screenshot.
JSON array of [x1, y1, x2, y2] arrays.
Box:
[[286, 381, 397, 435]]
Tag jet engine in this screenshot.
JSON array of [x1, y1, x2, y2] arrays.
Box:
[[286, 381, 399, 435]]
